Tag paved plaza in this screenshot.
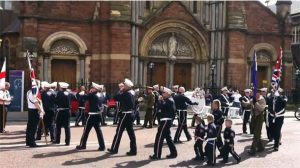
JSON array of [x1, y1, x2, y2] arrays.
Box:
[[0, 112, 299, 168]]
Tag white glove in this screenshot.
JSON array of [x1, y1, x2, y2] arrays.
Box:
[[39, 111, 45, 119]]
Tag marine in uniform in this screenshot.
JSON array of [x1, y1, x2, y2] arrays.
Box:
[[205, 114, 217, 166], [76, 82, 105, 151], [0, 82, 12, 133], [53, 82, 75, 146], [219, 87, 232, 117], [193, 115, 206, 161], [173, 87, 197, 143], [221, 119, 241, 164], [261, 88, 273, 141], [152, 84, 160, 126], [36, 82, 56, 142], [240, 89, 253, 134], [149, 87, 177, 160], [143, 86, 155, 128], [248, 90, 266, 155], [75, 86, 87, 127], [211, 99, 224, 155], [107, 79, 137, 156], [113, 83, 124, 125], [25, 81, 44, 147], [268, 88, 287, 151]]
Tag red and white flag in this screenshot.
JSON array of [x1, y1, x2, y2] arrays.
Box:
[[271, 47, 282, 90], [0, 58, 6, 89]]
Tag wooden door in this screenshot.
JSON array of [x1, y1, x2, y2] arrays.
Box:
[[51, 59, 76, 88], [257, 66, 268, 88], [174, 63, 191, 89], [147, 62, 166, 86]]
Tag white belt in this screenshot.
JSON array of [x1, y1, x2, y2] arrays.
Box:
[[78, 107, 85, 109], [160, 118, 172, 121], [225, 139, 230, 142], [177, 109, 187, 112], [270, 108, 285, 117], [206, 137, 217, 141], [57, 108, 69, 111], [122, 111, 133, 114], [89, 112, 100, 115]]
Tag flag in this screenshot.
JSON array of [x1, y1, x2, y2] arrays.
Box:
[[271, 47, 282, 90], [251, 50, 258, 97], [0, 58, 6, 89], [30, 68, 41, 101]]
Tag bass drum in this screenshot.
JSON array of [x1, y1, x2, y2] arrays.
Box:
[[107, 107, 116, 117]]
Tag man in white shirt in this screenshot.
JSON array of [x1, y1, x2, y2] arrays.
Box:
[[25, 82, 44, 147], [0, 82, 12, 133]]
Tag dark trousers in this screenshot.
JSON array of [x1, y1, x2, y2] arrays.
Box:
[[55, 109, 71, 145], [143, 108, 153, 127], [194, 140, 204, 158], [216, 125, 224, 153], [37, 110, 55, 141], [222, 107, 229, 117], [205, 140, 216, 165], [265, 113, 272, 140], [75, 108, 86, 126], [101, 107, 107, 125], [191, 114, 197, 127], [110, 113, 136, 153], [243, 110, 252, 133], [174, 110, 191, 141], [153, 106, 159, 124], [0, 105, 7, 132], [26, 109, 39, 146], [154, 120, 177, 158], [134, 109, 141, 125], [221, 144, 240, 162], [270, 119, 283, 149], [79, 114, 105, 149], [113, 110, 120, 124]]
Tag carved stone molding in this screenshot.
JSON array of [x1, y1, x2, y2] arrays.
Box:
[[50, 39, 80, 55]]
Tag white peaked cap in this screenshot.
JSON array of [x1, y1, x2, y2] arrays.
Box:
[[163, 87, 173, 95], [91, 82, 103, 90], [153, 84, 159, 89], [244, 89, 252, 93], [260, 88, 268, 92], [124, 78, 134, 88], [51, 82, 57, 87], [221, 86, 228, 91], [41, 81, 51, 88], [59, 82, 69, 89]]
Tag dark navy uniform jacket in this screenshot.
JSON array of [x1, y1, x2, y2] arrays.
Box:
[[173, 94, 195, 110], [206, 122, 217, 140], [55, 90, 76, 109], [219, 94, 230, 108], [76, 92, 87, 108], [212, 109, 224, 126], [195, 123, 206, 140], [42, 90, 56, 112], [85, 91, 102, 112], [223, 127, 235, 145], [114, 90, 134, 112], [157, 98, 176, 120], [267, 95, 287, 123]]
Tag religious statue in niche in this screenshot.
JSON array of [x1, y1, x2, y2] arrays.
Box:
[[148, 32, 192, 57], [168, 32, 177, 59]]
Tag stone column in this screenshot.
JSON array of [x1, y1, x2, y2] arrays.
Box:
[[167, 58, 176, 88], [79, 54, 86, 83], [43, 53, 50, 81]]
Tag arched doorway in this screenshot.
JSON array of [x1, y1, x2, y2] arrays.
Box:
[[40, 31, 90, 88], [139, 20, 209, 89]]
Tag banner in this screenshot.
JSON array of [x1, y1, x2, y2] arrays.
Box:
[[8, 70, 24, 112]]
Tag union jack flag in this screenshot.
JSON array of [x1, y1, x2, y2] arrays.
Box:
[[271, 47, 282, 89]]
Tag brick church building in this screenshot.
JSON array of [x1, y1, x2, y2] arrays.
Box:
[[0, 1, 294, 93]]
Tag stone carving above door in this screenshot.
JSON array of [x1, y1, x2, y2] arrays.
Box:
[[148, 33, 193, 58], [50, 39, 80, 55]]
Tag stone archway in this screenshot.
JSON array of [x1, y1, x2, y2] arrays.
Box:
[[139, 20, 209, 88], [40, 31, 90, 85], [247, 43, 277, 87]]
